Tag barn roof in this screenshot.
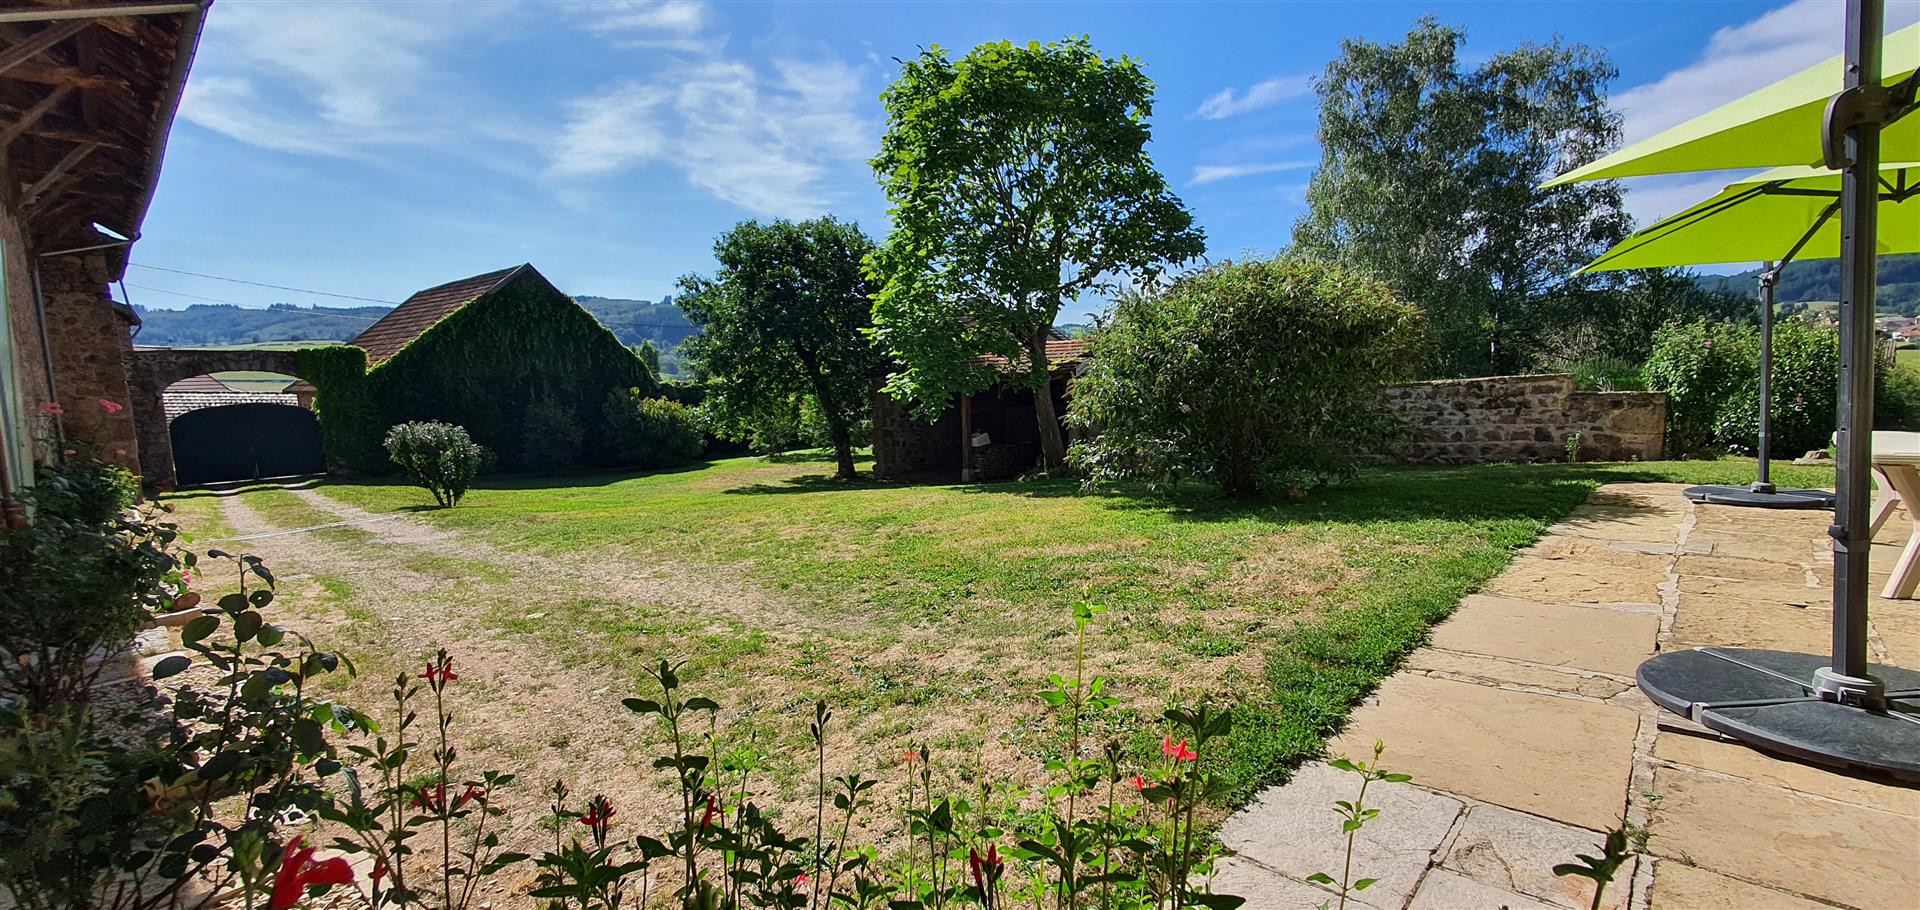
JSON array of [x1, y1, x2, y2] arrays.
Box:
[[349, 264, 528, 365], [970, 338, 1091, 374], [0, 2, 209, 255]]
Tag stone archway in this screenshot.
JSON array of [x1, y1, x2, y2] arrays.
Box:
[[129, 349, 308, 489]]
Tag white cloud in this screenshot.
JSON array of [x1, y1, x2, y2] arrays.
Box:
[[1195, 74, 1313, 120], [181, 2, 500, 156], [1620, 172, 1740, 228], [573, 0, 707, 34], [1615, 0, 1920, 145], [1190, 161, 1313, 185], [549, 57, 874, 217]]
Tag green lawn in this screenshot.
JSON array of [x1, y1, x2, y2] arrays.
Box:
[[172, 454, 1833, 806]]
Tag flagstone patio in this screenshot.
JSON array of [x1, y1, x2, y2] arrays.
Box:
[[1217, 483, 1920, 910]]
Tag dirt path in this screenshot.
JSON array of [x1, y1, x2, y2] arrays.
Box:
[[205, 488, 721, 902]]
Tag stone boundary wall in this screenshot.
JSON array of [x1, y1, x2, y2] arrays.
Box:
[[1384, 374, 1666, 464]]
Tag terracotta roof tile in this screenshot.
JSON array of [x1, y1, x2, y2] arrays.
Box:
[[970, 338, 1091, 372], [350, 265, 526, 364]]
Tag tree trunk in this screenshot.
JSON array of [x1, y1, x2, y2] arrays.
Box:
[[800, 353, 856, 480], [1027, 327, 1068, 468]]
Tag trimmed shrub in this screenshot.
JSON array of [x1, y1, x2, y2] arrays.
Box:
[[1067, 256, 1425, 496], [521, 395, 583, 472], [1643, 318, 1863, 457], [602, 389, 705, 468], [384, 421, 485, 508]]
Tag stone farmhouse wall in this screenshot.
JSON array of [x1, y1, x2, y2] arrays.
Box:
[[1384, 374, 1666, 464]]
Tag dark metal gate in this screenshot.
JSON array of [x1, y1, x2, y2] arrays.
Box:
[[169, 404, 324, 486]]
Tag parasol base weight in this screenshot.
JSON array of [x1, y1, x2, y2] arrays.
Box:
[[1682, 484, 1835, 509], [1638, 648, 1920, 780]]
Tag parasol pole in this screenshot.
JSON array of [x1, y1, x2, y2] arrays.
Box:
[[1755, 263, 1778, 493], [1818, 0, 1888, 706]]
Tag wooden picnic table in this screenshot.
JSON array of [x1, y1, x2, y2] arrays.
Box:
[[1871, 431, 1920, 599]]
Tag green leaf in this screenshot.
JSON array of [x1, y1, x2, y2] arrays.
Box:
[[1305, 873, 1335, 885], [181, 615, 219, 645]]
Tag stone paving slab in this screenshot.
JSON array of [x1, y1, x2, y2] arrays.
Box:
[[1404, 648, 1632, 700], [1652, 731, 1920, 812], [1219, 762, 1464, 909], [1646, 861, 1832, 910], [1330, 674, 1639, 831], [1427, 594, 1658, 677], [1667, 594, 1833, 654], [1221, 483, 1920, 910], [1406, 869, 1559, 910], [1440, 803, 1627, 910], [1646, 765, 1920, 910], [1483, 559, 1666, 607]]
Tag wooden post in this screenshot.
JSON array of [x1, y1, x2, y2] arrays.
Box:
[[959, 392, 973, 482]]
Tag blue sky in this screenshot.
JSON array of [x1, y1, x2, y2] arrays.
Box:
[[125, 0, 1920, 324]]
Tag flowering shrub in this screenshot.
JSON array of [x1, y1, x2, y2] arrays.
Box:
[[1643, 317, 1883, 457], [385, 422, 487, 508], [0, 548, 363, 910]]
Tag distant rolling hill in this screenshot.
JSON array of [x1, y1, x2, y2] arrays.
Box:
[[1693, 253, 1920, 314], [133, 296, 698, 350]]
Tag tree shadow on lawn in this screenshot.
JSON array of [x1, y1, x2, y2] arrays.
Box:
[[943, 461, 1697, 529]]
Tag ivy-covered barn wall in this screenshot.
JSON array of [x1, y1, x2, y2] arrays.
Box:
[[364, 270, 654, 471], [290, 345, 379, 473]]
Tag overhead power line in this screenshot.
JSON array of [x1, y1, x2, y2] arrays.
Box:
[[128, 262, 402, 304], [121, 283, 387, 319]]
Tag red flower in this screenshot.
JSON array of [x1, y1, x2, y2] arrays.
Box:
[[417, 655, 457, 686], [98, 398, 124, 414], [1161, 736, 1196, 762], [372, 859, 389, 889], [38, 402, 63, 418], [270, 837, 354, 910], [580, 795, 615, 844], [796, 873, 811, 887], [456, 782, 486, 808], [412, 782, 448, 814], [969, 848, 984, 890], [698, 793, 718, 831], [903, 748, 919, 765], [1131, 774, 1148, 791]]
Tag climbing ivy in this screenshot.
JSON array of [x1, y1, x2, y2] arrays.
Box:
[[289, 345, 379, 473], [364, 270, 653, 471]]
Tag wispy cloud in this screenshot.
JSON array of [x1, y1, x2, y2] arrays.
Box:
[[1614, 0, 1920, 145], [1195, 74, 1313, 120], [1190, 160, 1313, 186], [181, 2, 508, 156], [572, 0, 708, 34], [549, 57, 874, 217]]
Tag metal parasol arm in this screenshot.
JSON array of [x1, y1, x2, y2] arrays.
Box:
[[1823, 71, 1918, 168]]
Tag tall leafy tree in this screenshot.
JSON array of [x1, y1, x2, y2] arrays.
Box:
[[1293, 18, 1630, 376], [678, 218, 882, 480], [868, 37, 1205, 467], [634, 340, 662, 378]]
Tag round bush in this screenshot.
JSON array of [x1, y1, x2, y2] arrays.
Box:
[[602, 389, 706, 468], [1067, 256, 1425, 496], [384, 421, 485, 508], [1643, 317, 1875, 457]]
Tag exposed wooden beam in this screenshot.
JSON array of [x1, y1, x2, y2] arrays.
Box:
[[0, 83, 72, 148], [23, 121, 133, 150], [0, 61, 123, 89], [22, 138, 96, 207], [0, 19, 89, 78], [0, 4, 199, 25]]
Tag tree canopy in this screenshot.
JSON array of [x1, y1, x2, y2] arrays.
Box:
[[868, 36, 1205, 466], [1292, 18, 1631, 377], [678, 218, 882, 480]]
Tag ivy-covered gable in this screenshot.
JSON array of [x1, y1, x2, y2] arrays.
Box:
[[364, 266, 653, 471]]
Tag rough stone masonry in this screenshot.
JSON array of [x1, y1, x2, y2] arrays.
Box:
[[1384, 374, 1666, 464]]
